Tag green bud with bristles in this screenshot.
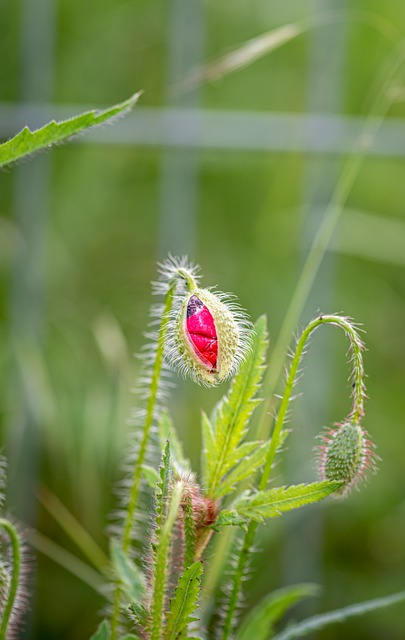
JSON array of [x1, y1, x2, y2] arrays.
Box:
[[319, 422, 376, 496]]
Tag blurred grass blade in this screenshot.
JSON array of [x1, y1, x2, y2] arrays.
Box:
[[181, 24, 303, 91], [272, 590, 405, 640], [0, 92, 141, 168], [235, 584, 320, 640], [180, 10, 399, 92], [38, 486, 109, 571], [27, 530, 105, 595]]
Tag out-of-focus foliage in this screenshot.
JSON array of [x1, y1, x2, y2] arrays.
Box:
[[1, 0, 405, 638]]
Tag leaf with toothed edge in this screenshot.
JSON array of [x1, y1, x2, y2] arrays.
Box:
[[215, 440, 271, 498], [218, 481, 342, 525], [0, 92, 141, 168], [202, 316, 269, 499], [164, 561, 203, 640]]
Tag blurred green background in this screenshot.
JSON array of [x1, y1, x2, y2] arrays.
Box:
[[1, 0, 405, 638]]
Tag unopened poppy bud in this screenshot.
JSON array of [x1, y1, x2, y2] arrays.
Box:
[[168, 287, 251, 386], [318, 421, 377, 496]]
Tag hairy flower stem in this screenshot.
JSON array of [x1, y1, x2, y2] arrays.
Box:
[[110, 268, 197, 640], [0, 519, 22, 640], [221, 315, 365, 640]]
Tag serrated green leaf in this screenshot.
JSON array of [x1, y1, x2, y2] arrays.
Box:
[[205, 316, 269, 498], [158, 411, 191, 471], [235, 584, 320, 640], [110, 539, 146, 603], [165, 561, 203, 640], [234, 481, 342, 522], [272, 590, 405, 640], [140, 464, 159, 489], [216, 440, 270, 498], [89, 619, 111, 640], [0, 93, 141, 168]]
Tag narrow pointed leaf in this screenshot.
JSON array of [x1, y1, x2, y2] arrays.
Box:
[[165, 561, 203, 640], [159, 411, 191, 471], [216, 441, 270, 498], [89, 620, 111, 640], [235, 584, 320, 640], [206, 316, 268, 497], [141, 464, 159, 489], [110, 539, 146, 603], [0, 92, 141, 168], [272, 590, 405, 640]]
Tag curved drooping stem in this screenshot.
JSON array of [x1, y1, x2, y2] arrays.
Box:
[[260, 314, 365, 490], [0, 519, 22, 640], [221, 314, 366, 640], [110, 264, 197, 640]]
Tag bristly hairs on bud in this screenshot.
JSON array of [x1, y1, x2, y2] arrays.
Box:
[[318, 422, 378, 497], [161, 256, 253, 386]]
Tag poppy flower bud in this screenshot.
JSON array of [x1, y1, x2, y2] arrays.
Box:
[[167, 287, 251, 386], [318, 421, 377, 496]]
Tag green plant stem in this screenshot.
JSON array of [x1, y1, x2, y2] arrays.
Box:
[[110, 268, 196, 640], [183, 494, 196, 568], [261, 315, 365, 488], [150, 482, 183, 640], [0, 519, 22, 640], [121, 283, 176, 553], [221, 315, 365, 640]]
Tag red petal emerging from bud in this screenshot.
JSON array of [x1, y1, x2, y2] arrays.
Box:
[[186, 295, 218, 370]]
